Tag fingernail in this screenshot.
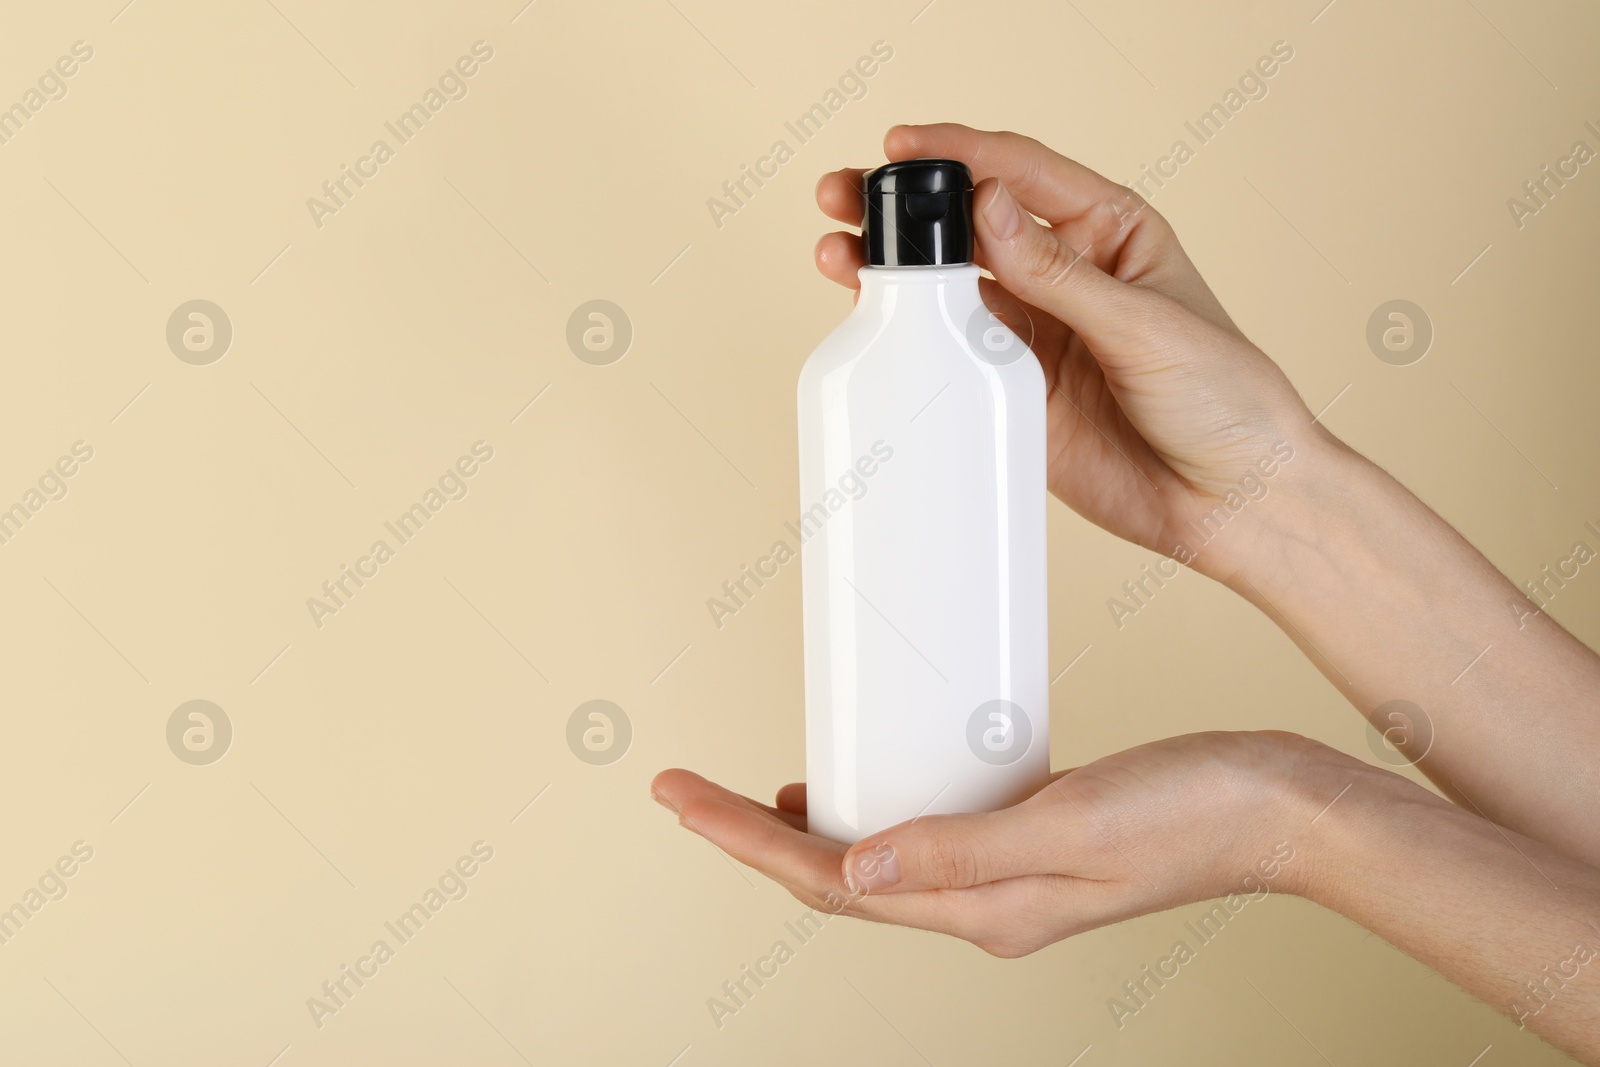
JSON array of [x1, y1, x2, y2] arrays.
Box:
[[849, 844, 901, 892], [983, 181, 1021, 240]]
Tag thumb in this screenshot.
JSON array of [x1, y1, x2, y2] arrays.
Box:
[[974, 178, 1164, 364], [840, 803, 1057, 895]]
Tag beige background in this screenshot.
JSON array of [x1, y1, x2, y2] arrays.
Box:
[[0, 0, 1596, 1063]]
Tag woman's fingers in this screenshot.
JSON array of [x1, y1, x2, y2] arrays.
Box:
[[653, 768, 806, 831], [819, 123, 1137, 231], [672, 791, 847, 886], [664, 794, 900, 920], [814, 230, 864, 289], [878, 124, 1236, 330], [775, 782, 807, 815], [885, 123, 1139, 229], [816, 168, 867, 225], [839, 797, 1078, 894], [655, 772, 1065, 947], [973, 177, 1176, 368]]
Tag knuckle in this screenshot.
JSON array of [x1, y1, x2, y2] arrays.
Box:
[[1008, 137, 1048, 194], [1025, 233, 1086, 289], [926, 833, 979, 888], [1101, 187, 1161, 236]]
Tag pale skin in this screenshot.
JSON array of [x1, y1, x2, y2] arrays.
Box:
[[652, 124, 1600, 1061]]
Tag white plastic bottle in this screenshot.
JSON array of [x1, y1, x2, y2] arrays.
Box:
[[798, 159, 1049, 845]]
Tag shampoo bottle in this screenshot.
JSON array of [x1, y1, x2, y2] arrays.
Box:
[[798, 159, 1049, 845]]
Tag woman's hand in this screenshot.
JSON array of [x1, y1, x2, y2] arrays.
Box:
[[816, 123, 1333, 584], [652, 731, 1327, 958], [821, 125, 1600, 873], [654, 744, 1600, 1062]]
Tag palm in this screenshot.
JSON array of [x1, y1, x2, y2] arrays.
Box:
[[650, 730, 1309, 957]]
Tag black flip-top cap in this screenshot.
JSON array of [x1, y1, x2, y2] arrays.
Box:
[[862, 159, 974, 267]]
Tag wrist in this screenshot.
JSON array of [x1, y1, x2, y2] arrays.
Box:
[[1190, 731, 1369, 904], [1205, 432, 1391, 602], [1246, 732, 1394, 903], [1162, 425, 1356, 591], [1264, 736, 1460, 910]]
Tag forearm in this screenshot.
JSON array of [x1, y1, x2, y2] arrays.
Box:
[[1287, 749, 1600, 1062], [1226, 435, 1600, 865]]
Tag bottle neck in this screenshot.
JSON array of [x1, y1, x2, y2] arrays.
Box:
[[856, 264, 981, 309]]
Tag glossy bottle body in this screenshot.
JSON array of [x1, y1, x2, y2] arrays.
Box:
[[798, 264, 1049, 844]]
